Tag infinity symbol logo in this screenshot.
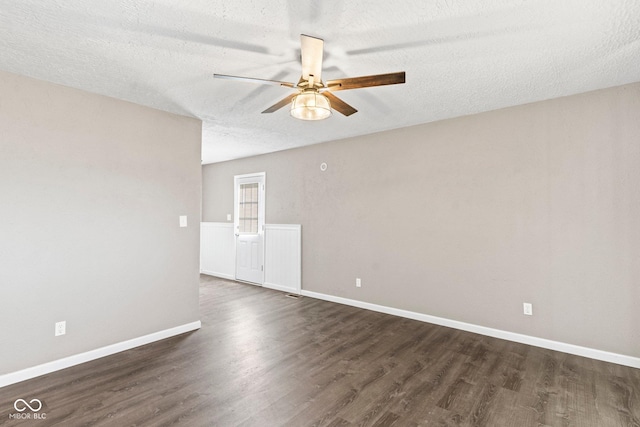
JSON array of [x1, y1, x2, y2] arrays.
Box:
[[14, 399, 43, 412]]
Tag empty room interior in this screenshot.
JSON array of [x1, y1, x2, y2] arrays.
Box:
[[1, 1, 639, 426]]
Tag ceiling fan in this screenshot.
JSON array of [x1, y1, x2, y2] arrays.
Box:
[[214, 34, 406, 121]]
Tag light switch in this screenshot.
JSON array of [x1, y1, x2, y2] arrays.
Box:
[[179, 215, 188, 227], [227, 214, 232, 221]]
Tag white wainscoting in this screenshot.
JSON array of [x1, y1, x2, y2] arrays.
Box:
[[200, 222, 235, 280], [200, 222, 302, 294], [264, 224, 302, 294]]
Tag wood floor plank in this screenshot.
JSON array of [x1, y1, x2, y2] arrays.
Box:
[[1, 275, 639, 426]]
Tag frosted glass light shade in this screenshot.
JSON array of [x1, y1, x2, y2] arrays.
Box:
[[290, 91, 332, 120]]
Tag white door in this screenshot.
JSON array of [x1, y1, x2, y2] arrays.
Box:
[[234, 173, 265, 285]]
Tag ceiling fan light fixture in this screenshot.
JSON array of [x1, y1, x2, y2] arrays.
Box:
[[290, 90, 332, 121]]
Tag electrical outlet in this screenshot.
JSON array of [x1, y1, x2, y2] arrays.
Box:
[[55, 321, 66, 336], [356, 278, 361, 288], [523, 303, 533, 316]]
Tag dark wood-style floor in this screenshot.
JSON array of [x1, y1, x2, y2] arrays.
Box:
[[2, 276, 639, 426]]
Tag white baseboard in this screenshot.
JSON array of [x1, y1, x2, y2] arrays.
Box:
[[0, 321, 202, 388], [301, 290, 640, 369], [200, 270, 235, 281], [263, 282, 299, 294]]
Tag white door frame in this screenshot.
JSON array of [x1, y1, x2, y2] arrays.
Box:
[[234, 172, 266, 285]]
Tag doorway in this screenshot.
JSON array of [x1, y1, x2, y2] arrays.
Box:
[[234, 172, 265, 285]]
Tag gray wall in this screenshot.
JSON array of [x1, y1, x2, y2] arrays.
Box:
[[0, 71, 202, 374], [203, 82, 640, 358]]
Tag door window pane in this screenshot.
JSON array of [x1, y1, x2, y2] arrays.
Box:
[[238, 183, 259, 234]]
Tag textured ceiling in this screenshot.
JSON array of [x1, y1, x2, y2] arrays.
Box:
[[1, 1, 639, 164]]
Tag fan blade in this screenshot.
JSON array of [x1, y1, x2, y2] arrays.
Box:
[[324, 92, 357, 116], [300, 34, 324, 82], [262, 93, 298, 113], [325, 71, 405, 92], [214, 74, 295, 88]]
